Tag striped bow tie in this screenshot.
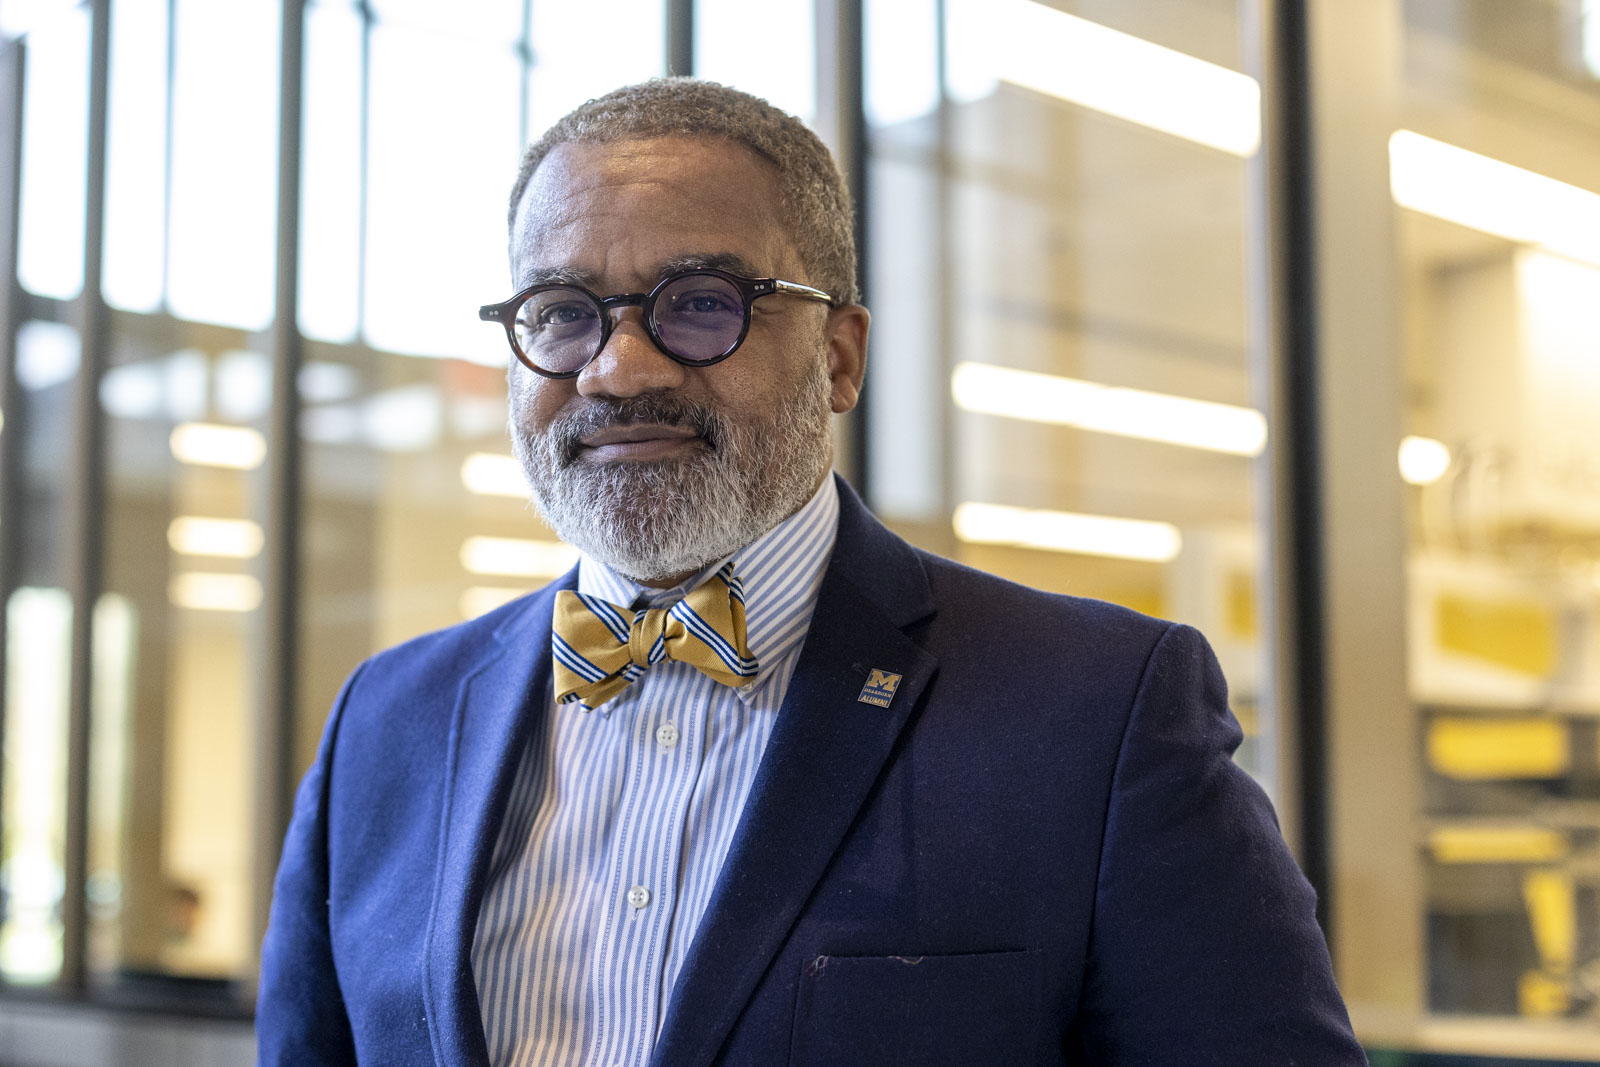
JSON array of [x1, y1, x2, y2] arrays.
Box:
[[551, 562, 760, 711]]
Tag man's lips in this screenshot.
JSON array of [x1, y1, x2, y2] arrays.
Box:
[[575, 422, 704, 460]]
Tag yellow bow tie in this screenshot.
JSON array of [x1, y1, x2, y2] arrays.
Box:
[[551, 562, 759, 711]]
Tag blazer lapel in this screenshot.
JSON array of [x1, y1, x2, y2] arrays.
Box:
[[422, 573, 571, 1065], [651, 481, 939, 1067]]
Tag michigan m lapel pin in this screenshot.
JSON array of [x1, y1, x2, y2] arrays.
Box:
[[857, 668, 903, 708]]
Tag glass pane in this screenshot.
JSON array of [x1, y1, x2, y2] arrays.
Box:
[[298, 1, 363, 343], [17, 3, 89, 301], [1, 321, 80, 984], [364, 25, 519, 362], [298, 345, 566, 777], [89, 317, 268, 996], [370, 0, 522, 39], [866, 0, 1273, 783], [102, 0, 169, 314], [694, 0, 816, 125], [864, 0, 938, 130], [524, 0, 664, 138], [166, 0, 280, 331], [1396, 0, 1600, 1045]]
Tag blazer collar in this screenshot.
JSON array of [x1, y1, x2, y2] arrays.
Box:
[[421, 567, 576, 1065], [649, 475, 939, 1067]]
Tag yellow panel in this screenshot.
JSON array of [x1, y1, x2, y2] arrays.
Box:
[[1429, 825, 1568, 864], [1224, 570, 1256, 640], [1427, 717, 1568, 780], [1518, 970, 1570, 1018], [1435, 593, 1556, 677], [1523, 869, 1576, 973]]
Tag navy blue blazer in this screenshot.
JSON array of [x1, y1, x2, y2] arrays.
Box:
[[258, 477, 1366, 1065]]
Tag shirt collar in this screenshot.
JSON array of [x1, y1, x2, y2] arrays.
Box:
[[576, 475, 841, 703]]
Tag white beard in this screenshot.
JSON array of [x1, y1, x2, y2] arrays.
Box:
[[512, 356, 834, 583]]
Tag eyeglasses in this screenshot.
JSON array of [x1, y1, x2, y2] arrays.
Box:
[[478, 268, 838, 378]]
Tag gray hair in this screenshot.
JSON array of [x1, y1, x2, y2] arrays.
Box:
[[507, 78, 858, 306]]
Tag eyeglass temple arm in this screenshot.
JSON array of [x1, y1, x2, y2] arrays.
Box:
[[773, 279, 839, 306]]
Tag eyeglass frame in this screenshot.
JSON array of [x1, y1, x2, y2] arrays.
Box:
[[477, 267, 840, 379]]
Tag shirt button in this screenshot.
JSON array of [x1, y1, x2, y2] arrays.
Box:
[[627, 885, 651, 910], [655, 721, 680, 749]]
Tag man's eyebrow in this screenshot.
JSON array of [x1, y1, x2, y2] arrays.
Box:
[[657, 252, 764, 278], [517, 265, 598, 290], [515, 253, 765, 294]]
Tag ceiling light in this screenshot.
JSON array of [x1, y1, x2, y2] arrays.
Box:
[[954, 502, 1182, 562], [461, 452, 527, 497], [950, 0, 1261, 156], [952, 362, 1267, 456], [168, 572, 263, 613], [167, 516, 264, 559], [169, 422, 267, 470], [1389, 130, 1600, 267], [1398, 435, 1450, 486], [460, 536, 579, 578]]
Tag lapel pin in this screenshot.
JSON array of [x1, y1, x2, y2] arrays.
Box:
[[857, 668, 902, 708]]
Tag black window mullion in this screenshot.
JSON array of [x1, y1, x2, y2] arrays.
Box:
[[60, 0, 113, 997], [252, 0, 307, 986], [0, 39, 29, 993], [666, 0, 692, 76]]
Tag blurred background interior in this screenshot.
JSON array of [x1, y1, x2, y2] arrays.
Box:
[[0, 0, 1598, 1063]]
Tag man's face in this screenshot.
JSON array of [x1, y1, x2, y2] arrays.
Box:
[[506, 136, 868, 585]]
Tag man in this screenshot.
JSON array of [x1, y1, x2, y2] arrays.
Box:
[[258, 79, 1366, 1066]]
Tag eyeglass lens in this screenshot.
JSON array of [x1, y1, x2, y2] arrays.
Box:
[[513, 272, 747, 374]]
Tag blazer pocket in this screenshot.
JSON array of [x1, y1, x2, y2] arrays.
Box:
[[790, 949, 1043, 1067]]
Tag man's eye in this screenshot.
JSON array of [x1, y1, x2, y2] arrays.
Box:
[[537, 302, 595, 326], [676, 292, 739, 314]]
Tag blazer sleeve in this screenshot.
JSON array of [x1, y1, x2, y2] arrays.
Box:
[[256, 663, 367, 1066], [1075, 623, 1368, 1066]]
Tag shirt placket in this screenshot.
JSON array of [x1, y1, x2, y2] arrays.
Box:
[[587, 664, 709, 1067]]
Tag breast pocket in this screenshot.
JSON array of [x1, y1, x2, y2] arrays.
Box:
[[789, 949, 1043, 1067]]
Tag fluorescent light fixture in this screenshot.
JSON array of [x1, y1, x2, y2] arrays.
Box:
[[1389, 130, 1600, 267], [168, 572, 263, 613], [460, 536, 579, 578], [461, 452, 527, 498], [954, 501, 1182, 562], [952, 362, 1267, 456], [950, 0, 1261, 156], [460, 585, 530, 620], [1399, 435, 1451, 486], [167, 516, 264, 559], [169, 422, 267, 470]]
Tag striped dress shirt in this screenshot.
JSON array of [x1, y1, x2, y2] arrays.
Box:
[[471, 476, 841, 1067]]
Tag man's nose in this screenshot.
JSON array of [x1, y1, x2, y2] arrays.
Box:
[[576, 309, 686, 398]]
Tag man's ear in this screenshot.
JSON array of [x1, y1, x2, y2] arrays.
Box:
[[824, 303, 870, 414]]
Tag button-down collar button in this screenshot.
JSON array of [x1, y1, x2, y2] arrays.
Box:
[[655, 721, 680, 749], [627, 885, 651, 910]]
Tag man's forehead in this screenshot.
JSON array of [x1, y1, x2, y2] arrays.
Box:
[[510, 137, 796, 285]]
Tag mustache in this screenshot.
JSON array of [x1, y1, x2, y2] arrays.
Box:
[[547, 395, 724, 463]]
